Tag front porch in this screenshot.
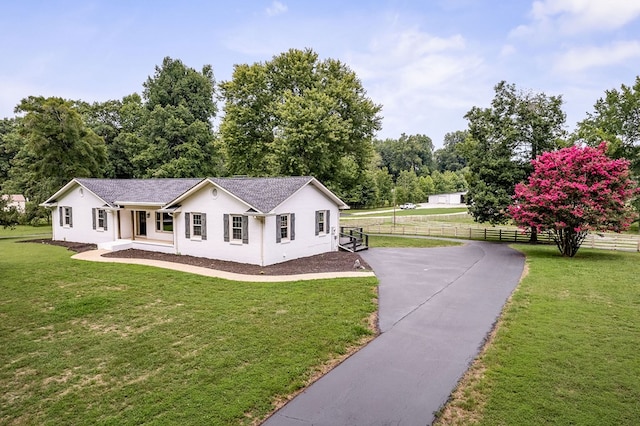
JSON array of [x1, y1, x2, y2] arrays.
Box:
[[98, 238, 175, 254]]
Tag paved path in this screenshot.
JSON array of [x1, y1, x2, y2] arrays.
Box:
[[263, 241, 525, 425], [72, 249, 375, 282]]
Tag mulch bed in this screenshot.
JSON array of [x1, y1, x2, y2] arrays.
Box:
[[26, 239, 371, 276]]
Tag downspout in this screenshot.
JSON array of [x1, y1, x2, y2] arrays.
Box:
[[260, 216, 265, 267], [171, 212, 178, 254]]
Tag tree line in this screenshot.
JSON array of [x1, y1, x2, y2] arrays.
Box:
[[1, 47, 639, 229]]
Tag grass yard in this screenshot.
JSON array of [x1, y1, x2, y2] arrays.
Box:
[[0, 224, 52, 238], [368, 234, 462, 248], [348, 207, 468, 217], [0, 239, 377, 425], [436, 245, 640, 425]]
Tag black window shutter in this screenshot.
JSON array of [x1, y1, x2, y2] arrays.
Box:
[[290, 213, 295, 241], [185, 213, 190, 239], [59, 207, 63, 226], [223, 214, 229, 242], [325, 210, 330, 234], [242, 216, 248, 244], [92, 208, 96, 230], [69, 207, 73, 228], [201, 213, 207, 240], [315, 211, 319, 236], [276, 215, 281, 243], [104, 211, 108, 231]]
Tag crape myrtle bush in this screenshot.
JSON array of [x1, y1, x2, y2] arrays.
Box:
[[509, 142, 639, 257]]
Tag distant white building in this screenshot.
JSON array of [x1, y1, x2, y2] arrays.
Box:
[[427, 191, 467, 205], [2, 194, 27, 212]]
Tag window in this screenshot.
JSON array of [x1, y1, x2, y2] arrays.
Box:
[[185, 212, 206, 240], [97, 209, 106, 229], [276, 213, 295, 243], [156, 212, 173, 232], [224, 214, 247, 244], [92, 208, 108, 231], [315, 210, 330, 235], [192, 213, 202, 237], [318, 211, 325, 233], [232, 216, 243, 241], [280, 214, 289, 240], [64, 207, 72, 226], [60, 206, 73, 228]]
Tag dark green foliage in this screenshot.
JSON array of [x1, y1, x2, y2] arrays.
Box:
[[374, 133, 435, 179], [134, 57, 221, 178], [220, 48, 382, 201], [434, 130, 468, 172], [462, 81, 566, 225], [8, 96, 107, 205]]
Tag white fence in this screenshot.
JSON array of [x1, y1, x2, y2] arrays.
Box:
[[342, 216, 640, 252]]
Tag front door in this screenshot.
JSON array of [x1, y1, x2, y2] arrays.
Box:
[[137, 211, 147, 236]]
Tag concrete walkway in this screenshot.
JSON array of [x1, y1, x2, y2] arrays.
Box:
[[263, 241, 525, 425], [71, 249, 375, 282]]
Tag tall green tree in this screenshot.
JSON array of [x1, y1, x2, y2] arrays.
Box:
[[133, 57, 221, 178], [434, 130, 468, 172], [462, 81, 566, 228], [77, 94, 145, 178], [573, 76, 640, 176], [374, 133, 434, 179], [0, 118, 20, 187], [219, 48, 382, 200], [7, 96, 107, 204]]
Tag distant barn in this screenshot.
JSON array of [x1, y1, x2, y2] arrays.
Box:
[[427, 191, 467, 205]]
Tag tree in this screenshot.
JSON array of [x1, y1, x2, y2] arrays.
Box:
[[0, 196, 20, 228], [133, 57, 221, 178], [395, 170, 424, 205], [434, 130, 468, 172], [463, 81, 566, 232], [374, 133, 434, 179], [573, 76, 640, 176], [77, 94, 146, 178], [8, 96, 107, 205], [509, 143, 638, 257], [220, 48, 382, 201]]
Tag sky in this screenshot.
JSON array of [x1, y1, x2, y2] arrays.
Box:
[[1, 0, 639, 147]]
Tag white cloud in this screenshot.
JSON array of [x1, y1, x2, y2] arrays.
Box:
[[523, 0, 640, 35], [266, 1, 288, 17], [347, 27, 488, 142], [554, 40, 640, 73]]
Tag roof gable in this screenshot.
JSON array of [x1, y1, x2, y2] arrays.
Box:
[[43, 178, 203, 207], [209, 176, 314, 213]]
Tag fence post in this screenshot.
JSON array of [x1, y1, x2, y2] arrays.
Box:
[[484, 228, 487, 240], [499, 229, 502, 241]]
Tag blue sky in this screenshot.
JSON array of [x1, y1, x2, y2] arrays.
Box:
[[2, 0, 639, 147]]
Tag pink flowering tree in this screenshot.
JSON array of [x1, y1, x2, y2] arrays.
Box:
[[508, 142, 638, 257]]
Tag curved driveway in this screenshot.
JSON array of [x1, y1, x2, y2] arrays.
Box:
[[264, 241, 525, 426]]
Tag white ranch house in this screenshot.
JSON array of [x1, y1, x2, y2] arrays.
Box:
[[42, 177, 348, 266]]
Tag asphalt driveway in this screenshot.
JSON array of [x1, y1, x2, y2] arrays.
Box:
[[263, 241, 525, 426]]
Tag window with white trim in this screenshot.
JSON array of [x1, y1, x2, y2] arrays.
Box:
[[97, 209, 106, 229], [280, 214, 289, 240], [232, 215, 243, 241], [318, 211, 325, 233], [156, 212, 173, 232], [192, 213, 202, 237], [63, 207, 72, 227]]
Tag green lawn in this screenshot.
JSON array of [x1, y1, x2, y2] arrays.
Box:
[[346, 207, 468, 217], [0, 239, 377, 425], [368, 235, 462, 248], [0, 224, 52, 238], [436, 245, 640, 425]]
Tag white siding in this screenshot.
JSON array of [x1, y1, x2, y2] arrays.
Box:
[[176, 184, 263, 265], [262, 185, 338, 266], [52, 186, 117, 244]]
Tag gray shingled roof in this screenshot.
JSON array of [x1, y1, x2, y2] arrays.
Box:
[[210, 176, 314, 213], [76, 178, 203, 206]]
